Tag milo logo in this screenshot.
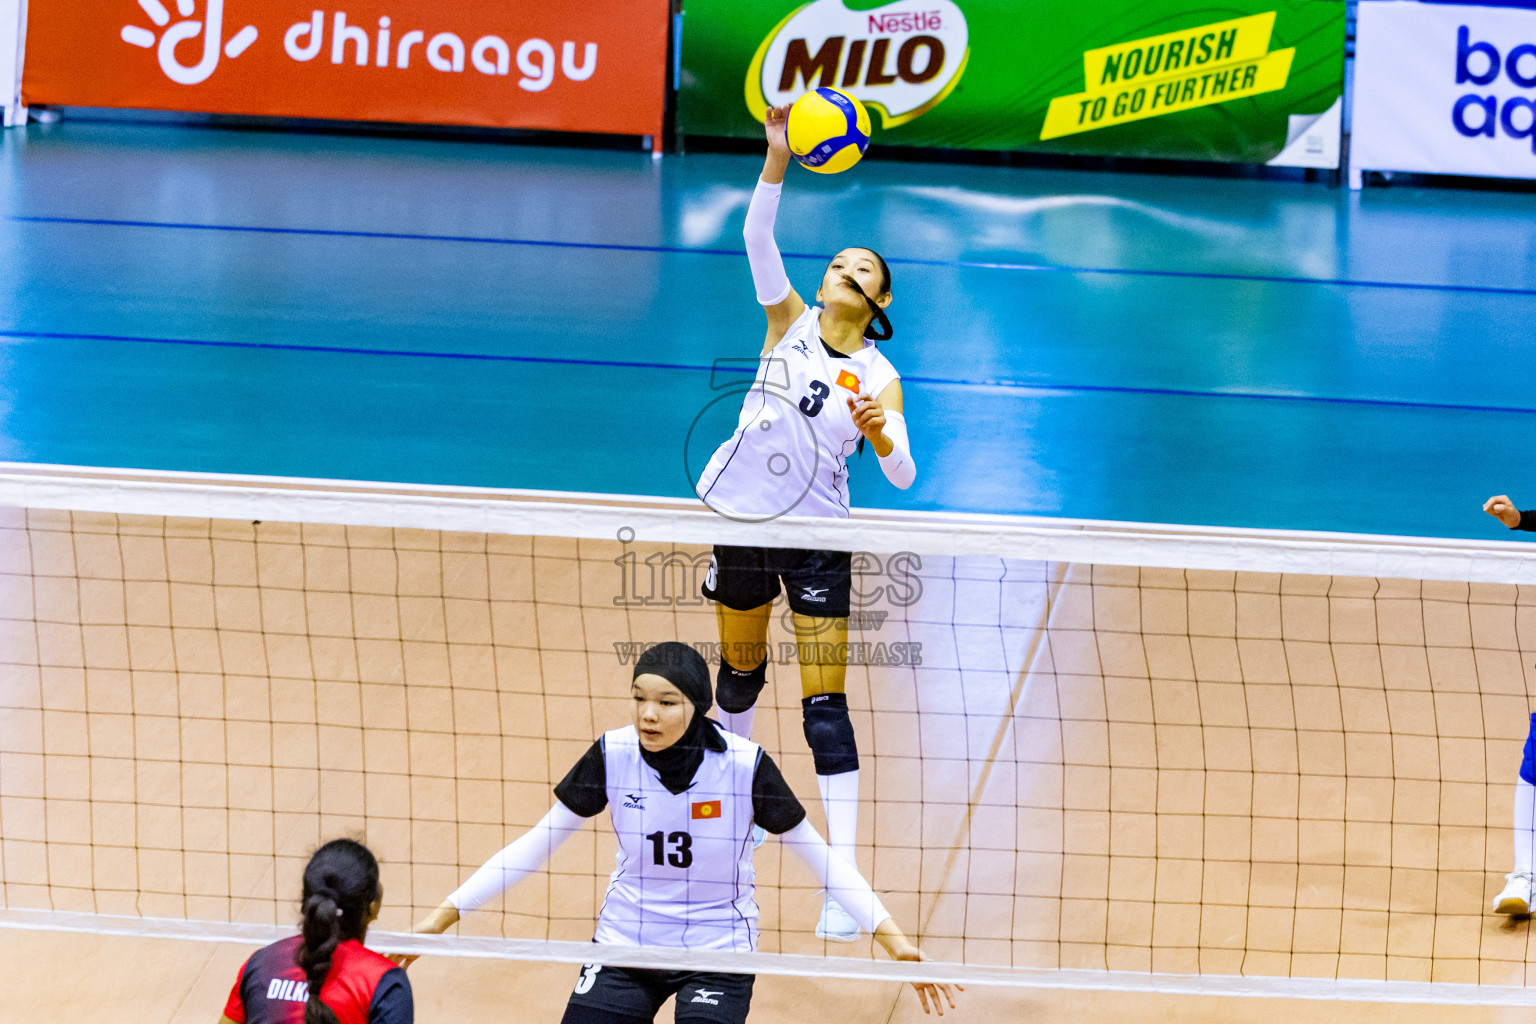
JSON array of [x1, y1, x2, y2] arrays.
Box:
[[747, 0, 969, 128]]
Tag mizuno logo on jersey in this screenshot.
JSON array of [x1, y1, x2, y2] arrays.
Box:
[[791, 340, 811, 357], [802, 587, 828, 601], [691, 800, 722, 819], [690, 989, 723, 1005], [623, 793, 646, 809], [266, 979, 309, 1003]]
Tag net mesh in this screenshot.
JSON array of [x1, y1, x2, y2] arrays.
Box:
[[3, 478, 1536, 995]]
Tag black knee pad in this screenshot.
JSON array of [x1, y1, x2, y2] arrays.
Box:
[[802, 693, 859, 775], [716, 658, 768, 714]]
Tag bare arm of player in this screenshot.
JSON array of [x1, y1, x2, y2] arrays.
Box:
[[1485, 494, 1522, 528], [387, 803, 587, 968], [752, 103, 807, 352], [779, 820, 959, 1015]]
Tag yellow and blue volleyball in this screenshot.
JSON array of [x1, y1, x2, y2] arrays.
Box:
[[787, 87, 872, 175]]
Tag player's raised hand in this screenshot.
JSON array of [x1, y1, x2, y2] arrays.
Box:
[[764, 103, 792, 156], [1485, 495, 1522, 529]]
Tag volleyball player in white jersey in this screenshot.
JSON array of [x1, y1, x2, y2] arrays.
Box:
[[404, 644, 957, 1022], [694, 103, 917, 942]]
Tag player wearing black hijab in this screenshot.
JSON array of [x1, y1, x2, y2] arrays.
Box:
[[400, 643, 957, 1021]]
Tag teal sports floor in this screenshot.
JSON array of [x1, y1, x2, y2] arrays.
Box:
[[3, 121, 1535, 540]]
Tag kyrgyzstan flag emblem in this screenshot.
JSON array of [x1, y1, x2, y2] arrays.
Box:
[[691, 800, 722, 820], [835, 369, 862, 394]]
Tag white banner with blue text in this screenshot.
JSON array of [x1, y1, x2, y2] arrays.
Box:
[[1354, 0, 1536, 179]]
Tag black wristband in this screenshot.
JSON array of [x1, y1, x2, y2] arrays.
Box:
[[1516, 511, 1536, 532]]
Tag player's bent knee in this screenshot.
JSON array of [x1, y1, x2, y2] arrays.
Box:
[[717, 659, 768, 714], [802, 692, 859, 775]]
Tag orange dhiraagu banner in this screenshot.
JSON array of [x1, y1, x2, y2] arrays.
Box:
[[22, 0, 668, 135]]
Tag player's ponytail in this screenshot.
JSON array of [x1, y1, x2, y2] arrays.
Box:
[[296, 838, 380, 1024], [831, 248, 894, 455], [861, 249, 892, 343], [827, 248, 893, 345]]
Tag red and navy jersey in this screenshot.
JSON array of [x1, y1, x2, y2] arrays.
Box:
[[223, 935, 412, 1024]]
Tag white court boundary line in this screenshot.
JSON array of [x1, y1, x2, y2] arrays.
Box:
[[1, 908, 1532, 1007], [4, 462, 1536, 584]]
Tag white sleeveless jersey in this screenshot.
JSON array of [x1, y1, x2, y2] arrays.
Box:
[[695, 306, 901, 520], [594, 726, 762, 950]]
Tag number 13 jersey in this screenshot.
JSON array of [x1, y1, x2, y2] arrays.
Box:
[[695, 306, 900, 520], [596, 726, 764, 951]]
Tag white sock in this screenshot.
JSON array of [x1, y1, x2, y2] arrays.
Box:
[[818, 770, 859, 872], [718, 706, 756, 739], [1516, 777, 1536, 876]]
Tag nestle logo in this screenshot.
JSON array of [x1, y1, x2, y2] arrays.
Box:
[[868, 11, 942, 34]]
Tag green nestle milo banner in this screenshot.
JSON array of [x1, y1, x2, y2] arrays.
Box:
[[678, 0, 1345, 166]]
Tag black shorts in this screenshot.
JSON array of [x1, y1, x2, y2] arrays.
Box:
[[702, 545, 851, 618], [562, 963, 754, 1024]]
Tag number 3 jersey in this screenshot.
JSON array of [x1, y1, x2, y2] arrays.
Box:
[[595, 726, 765, 951], [695, 305, 900, 520]]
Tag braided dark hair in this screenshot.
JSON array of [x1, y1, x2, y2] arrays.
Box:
[[296, 838, 380, 1024]]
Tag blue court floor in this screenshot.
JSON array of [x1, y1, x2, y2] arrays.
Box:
[[2, 120, 1535, 541]]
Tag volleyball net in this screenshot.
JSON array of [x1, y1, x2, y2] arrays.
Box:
[[4, 463, 1536, 1007]]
